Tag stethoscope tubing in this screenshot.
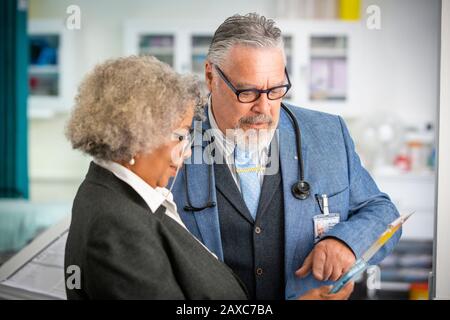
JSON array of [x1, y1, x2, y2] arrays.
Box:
[[183, 103, 310, 211]]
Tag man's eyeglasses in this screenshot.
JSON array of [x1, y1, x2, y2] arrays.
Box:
[[214, 65, 291, 103]]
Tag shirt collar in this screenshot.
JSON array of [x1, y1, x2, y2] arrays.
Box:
[[93, 159, 177, 214]]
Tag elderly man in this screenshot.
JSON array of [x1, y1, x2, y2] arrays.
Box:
[[171, 13, 401, 300]]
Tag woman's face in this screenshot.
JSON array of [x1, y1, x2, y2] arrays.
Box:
[[128, 107, 194, 189]]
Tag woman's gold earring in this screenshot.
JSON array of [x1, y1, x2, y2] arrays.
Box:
[[129, 158, 135, 166]]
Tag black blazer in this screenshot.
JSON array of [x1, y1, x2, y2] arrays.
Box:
[[64, 162, 248, 300]]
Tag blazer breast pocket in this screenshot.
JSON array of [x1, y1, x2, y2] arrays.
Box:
[[321, 186, 350, 221]]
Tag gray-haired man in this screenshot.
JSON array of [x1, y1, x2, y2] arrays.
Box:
[[171, 13, 400, 299]]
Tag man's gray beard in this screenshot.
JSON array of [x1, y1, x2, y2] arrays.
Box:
[[232, 114, 276, 155]]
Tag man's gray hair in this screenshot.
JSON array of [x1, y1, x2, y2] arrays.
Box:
[[207, 13, 284, 66]]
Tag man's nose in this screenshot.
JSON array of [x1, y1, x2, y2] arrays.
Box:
[[252, 93, 271, 114]]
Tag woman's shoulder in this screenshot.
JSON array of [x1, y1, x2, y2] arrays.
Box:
[[85, 162, 148, 203], [70, 165, 162, 236]]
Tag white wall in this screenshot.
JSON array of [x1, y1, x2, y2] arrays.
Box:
[[27, 0, 441, 202], [28, 114, 90, 201], [434, 0, 450, 300], [354, 0, 440, 126]]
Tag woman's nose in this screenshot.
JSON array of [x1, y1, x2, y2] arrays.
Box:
[[183, 144, 192, 159], [179, 140, 192, 160]]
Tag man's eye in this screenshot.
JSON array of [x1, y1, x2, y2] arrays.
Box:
[[271, 87, 283, 93]]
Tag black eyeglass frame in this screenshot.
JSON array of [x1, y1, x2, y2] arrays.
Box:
[[214, 64, 292, 103]]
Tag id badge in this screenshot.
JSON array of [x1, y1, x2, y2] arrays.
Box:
[[313, 213, 340, 243]]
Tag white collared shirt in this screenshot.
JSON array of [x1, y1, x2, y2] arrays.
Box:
[[93, 159, 218, 259], [207, 98, 275, 190], [94, 159, 185, 228]]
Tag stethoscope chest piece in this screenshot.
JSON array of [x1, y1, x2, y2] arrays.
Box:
[[291, 180, 311, 200]]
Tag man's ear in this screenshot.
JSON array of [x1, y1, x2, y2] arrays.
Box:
[[205, 61, 213, 92]]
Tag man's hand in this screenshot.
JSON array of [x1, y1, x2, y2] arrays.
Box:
[[298, 282, 354, 300], [295, 238, 356, 281]]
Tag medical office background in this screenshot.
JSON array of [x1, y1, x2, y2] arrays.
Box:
[[0, 0, 446, 300]]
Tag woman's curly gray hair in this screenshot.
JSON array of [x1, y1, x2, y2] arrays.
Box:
[[66, 55, 205, 162]]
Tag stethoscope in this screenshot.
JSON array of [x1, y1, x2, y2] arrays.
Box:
[[183, 103, 311, 212]]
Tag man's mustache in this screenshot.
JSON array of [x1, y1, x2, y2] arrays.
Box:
[[238, 113, 273, 127]]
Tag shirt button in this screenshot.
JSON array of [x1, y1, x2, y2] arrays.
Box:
[[256, 268, 263, 276], [255, 226, 262, 234]]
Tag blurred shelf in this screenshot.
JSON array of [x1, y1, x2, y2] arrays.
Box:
[[192, 47, 209, 55], [28, 65, 59, 74], [139, 47, 174, 55], [311, 47, 347, 57], [379, 240, 432, 298], [374, 170, 435, 181], [350, 240, 433, 300], [379, 281, 410, 291], [28, 20, 76, 118]]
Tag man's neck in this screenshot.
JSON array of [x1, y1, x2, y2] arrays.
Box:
[[208, 99, 229, 137]]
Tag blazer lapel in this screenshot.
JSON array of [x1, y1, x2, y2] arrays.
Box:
[[278, 107, 313, 278], [183, 112, 225, 261], [214, 163, 255, 224]]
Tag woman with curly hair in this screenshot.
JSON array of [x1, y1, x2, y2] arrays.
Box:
[[64, 55, 247, 300]]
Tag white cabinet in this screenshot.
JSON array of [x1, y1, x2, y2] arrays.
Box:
[[28, 20, 75, 118], [124, 20, 218, 74], [123, 19, 363, 117], [280, 20, 364, 117], [374, 173, 435, 240]]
